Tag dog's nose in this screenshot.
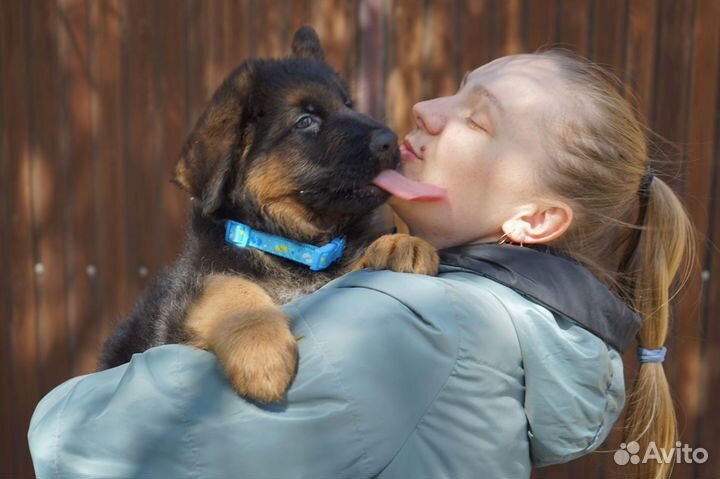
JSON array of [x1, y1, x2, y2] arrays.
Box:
[[370, 129, 397, 156]]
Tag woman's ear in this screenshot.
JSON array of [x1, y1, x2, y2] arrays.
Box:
[[502, 202, 573, 245]]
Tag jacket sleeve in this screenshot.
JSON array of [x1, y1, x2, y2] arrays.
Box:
[[28, 271, 459, 479], [515, 306, 626, 466]]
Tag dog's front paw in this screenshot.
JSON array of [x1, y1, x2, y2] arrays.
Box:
[[352, 233, 439, 276], [211, 308, 298, 402]]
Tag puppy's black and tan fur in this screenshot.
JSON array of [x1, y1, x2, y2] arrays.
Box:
[[99, 27, 438, 401]]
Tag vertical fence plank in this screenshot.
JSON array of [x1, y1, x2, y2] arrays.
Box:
[[624, 0, 657, 120], [495, 0, 524, 56], [526, 0, 558, 51], [57, 0, 99, 376], [124, 0, 163, 303], [0, 1, 15, 474], [186, 0, 211, 131], [254, 0, 288, 58], [90, 0, 129, 347], [5, 2, 40, 476], [312, 0, 358, 83], [649, 0, 694, 190], [207, 0, 251, 92], [425, 0, 460, 99], [207, 0, 226, 91], [386, 0, 425, 136], [289, 0, 315, 42], [556, 0, 590, 54], [461, 0, 494, 73], [357, 0, 386, 119], [156, 0, 190, 266], [590, 0, 627, 69], [685, 0, 720, 415], [701, 113, 720, 479], [29, 0, 72, 394], [689, 1, 720, 477], [220, 0, 252, 75]]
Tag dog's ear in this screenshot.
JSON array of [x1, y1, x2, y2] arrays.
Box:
[[173, 63, 254, 216], [291, 26, 325, 62]]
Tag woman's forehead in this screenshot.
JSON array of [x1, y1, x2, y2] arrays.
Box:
[[466, 55, 566, 119], [469, 55, 563, 93], [472, 54, 561, 77]]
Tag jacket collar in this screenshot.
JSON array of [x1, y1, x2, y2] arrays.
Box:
[[439, 244, 642, 352]]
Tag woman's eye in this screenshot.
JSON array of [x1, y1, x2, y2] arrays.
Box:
[[295, 114, 316, 130], [465, 117, 486, 132]]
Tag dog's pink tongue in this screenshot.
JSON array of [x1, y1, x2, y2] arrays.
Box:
[[372, 170, 447, 201]]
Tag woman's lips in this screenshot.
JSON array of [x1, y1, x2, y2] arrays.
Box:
[[400, 140, 422, 162]]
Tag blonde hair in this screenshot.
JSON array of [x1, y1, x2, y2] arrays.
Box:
[[533, 49, 695, 479]]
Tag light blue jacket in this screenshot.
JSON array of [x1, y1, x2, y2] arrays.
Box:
[[29, 267, 626, 478]]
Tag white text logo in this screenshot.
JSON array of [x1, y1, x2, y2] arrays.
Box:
[[614, 441, 708, 465]]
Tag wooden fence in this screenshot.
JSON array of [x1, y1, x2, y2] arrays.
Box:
[[1, 0, 719, 477]]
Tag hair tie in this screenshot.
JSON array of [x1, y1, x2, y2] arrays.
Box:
[[638, 346, 667, 363], [638, 167, 654, 197], [617, 166, 655, 280], [636, 167, 654, 223]]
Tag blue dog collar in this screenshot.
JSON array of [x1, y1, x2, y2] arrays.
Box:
[[225, 220, 346, 271]]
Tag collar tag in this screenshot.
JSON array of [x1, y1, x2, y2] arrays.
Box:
[[225, 220, 346, 271]]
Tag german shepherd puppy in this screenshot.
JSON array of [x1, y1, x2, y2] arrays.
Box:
[[99, 27, 438, 402]]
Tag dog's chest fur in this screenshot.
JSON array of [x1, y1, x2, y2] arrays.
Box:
[[268, 273, 335, 305], [245, 244, 366, 305]]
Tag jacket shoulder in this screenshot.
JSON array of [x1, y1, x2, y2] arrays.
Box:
[[285, 270, 464, 473], [304, 270, 531, 478]]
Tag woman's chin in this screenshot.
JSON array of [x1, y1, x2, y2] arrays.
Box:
[[400, 158, 423, 180], [387, 196, 427, 232]]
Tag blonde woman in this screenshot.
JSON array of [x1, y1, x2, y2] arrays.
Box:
[[29, 51, 693, 479]]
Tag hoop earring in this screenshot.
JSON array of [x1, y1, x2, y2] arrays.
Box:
[[497, 231, 511, 245], [497, 230, 526, 247]]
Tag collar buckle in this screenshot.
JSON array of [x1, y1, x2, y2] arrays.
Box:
[[309, 237, 346, 271], [225, 221, 252, 247]]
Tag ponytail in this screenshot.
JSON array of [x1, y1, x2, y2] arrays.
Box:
[[621, 176, 695, 479], [532, 49, 697, 478]]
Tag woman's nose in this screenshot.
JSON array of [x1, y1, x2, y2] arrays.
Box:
[[412, 98, 447, 135]]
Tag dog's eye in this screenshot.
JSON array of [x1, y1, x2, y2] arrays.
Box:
[[295, 114, 316, 130]]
